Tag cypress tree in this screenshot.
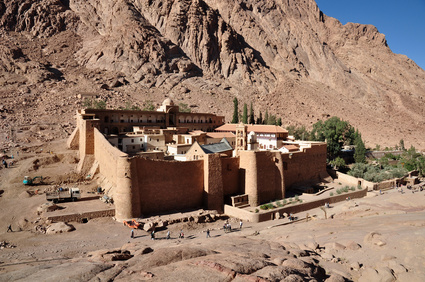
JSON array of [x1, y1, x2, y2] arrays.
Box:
[[277, 117, 282, 126], [257, 111, 263, 125], [242, 103, 248, 124], [264, 110, 269, 125], [232, 97, 239, 123], [354, 134, 366, 163], [249, 103, 255, 124]]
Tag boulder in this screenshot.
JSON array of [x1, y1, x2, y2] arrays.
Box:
[[46, 222, 75, 234], [143, 221, 155, 232], [346, 241, 362, 250]]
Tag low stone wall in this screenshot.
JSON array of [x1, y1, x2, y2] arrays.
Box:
[[47, 209, 115, 223], [335, 171, 374, 190], [224, 188, 367, 223], [366, 150, 403, 159]]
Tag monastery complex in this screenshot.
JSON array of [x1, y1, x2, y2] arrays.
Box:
[[68, 99, 328, 220]]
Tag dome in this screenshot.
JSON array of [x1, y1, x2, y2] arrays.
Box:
[[162, 98, 174, 106]]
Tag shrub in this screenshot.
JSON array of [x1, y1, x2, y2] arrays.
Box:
[[260, 205, 268, 210], [357, 185, 362, 190], [350, 186, 356, 191], [336, 189, 342, 195], [282, 199, 287, 204], [266, 203, 275, 209], [330, 192, 334, 196], [295, 195, 299, 201], [255, 209, 259, 213]]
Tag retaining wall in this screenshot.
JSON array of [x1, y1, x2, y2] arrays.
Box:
[[224, 188, 367, 223], [47, 209, 115, 223]]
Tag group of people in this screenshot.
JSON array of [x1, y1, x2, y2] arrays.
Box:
[[130, 220, 245, 240]]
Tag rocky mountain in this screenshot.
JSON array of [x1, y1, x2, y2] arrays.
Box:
[[1, 0, 424, 149]]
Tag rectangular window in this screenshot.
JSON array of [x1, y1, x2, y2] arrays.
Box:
[[131, 139, 134, 143]]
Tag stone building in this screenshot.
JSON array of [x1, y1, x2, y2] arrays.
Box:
[[186, 138, 233, 160], [68, 103, 328, 220], [78, 98, 225, 135]]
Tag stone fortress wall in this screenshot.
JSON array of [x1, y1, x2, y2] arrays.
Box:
[[70, 110, 328, 220]]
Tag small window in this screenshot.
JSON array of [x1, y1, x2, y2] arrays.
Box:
[[133, 146, 135, 149], [157, 139, 159, 142], [131, 139, 134, 143], [140, 138, 143, 141]]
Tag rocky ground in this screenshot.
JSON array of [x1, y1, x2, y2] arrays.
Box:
[[1, 138, 425, 281]]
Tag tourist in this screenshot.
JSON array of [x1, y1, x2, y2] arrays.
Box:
[[206, 229, 210, 238], [151, 230, 155, 240], [166, 230, 170, 239], [7, 224, 12, 232], [131, 229, 134, 239], [239, 220, 243, 229]]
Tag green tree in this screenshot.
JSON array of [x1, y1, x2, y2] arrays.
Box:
[[399, 139, 405, 151], [277, 117, 282, 126], [249, 103, 255, 124], [256, 111, 263, 125], [232, 97, 239, 123], [242, 103, 248, 124], [178, 103, 191, 113], [93, 100, 107, 109], [310, 117, 354, 160], [143, 100, 155, 111], [354, 131, 366, 163], [264, 110, 269, 125], [330, 157, 346, 170], [267, 114, 276, 125]]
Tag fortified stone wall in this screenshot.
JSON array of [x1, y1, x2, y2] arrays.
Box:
[[93, 129, 127, 190], [240, 151, 284, 206], [221, 157, 240, 196], [282, 143, 327, 189], [133, 157, 204, 215]]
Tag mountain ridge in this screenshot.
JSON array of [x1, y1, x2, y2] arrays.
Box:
[[0, 0, 424, 149]]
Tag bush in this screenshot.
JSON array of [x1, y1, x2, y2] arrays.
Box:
[[330, 192, 334, 196], [357, 185, 362, 190], [255, 209, 259, 213], [282, 199, 287, 204], [336, 189, 342, 195], [260, 205, 268, 210], [350, 186, 356, 191]]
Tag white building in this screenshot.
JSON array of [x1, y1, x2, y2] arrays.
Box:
[[215, 124, 288, 150]]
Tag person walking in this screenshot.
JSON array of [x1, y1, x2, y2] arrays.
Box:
[[151, 230, 155, 240], [7, 224, 12, 232], [166, 230, 170, 239], [206, 229, 210, 238], [131, 229, 134, 239], [239, 220, 243, 229]]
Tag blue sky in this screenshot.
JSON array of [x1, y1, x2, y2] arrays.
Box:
[[315, 0, 425, 70]]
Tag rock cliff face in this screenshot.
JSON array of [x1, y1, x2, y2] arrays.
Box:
[[0, 0, 424, 149]]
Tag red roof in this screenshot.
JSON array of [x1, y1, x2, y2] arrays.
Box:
[[280, 145, 299, 152], [215, 124, 288, 134], [206, 132, 236, 138]]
